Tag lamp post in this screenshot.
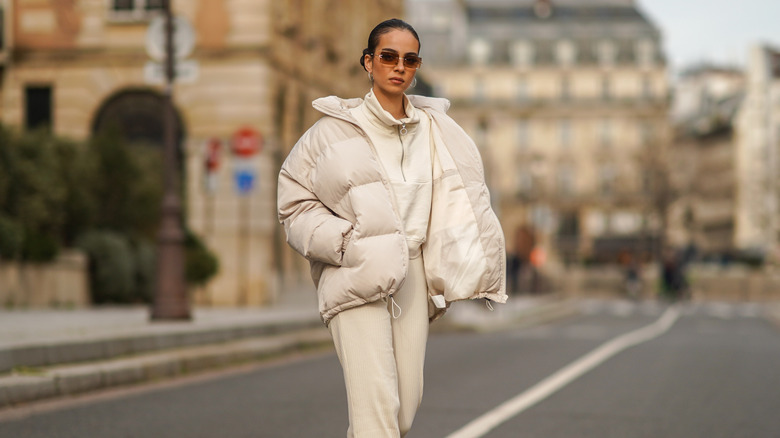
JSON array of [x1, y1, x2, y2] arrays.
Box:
[[151, 0, 190, 320]]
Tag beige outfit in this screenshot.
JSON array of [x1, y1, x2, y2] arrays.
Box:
[[278, 91, 506, 437], [327, 92, 431, 437], [349, 90, 433, 257], [277, 93, 506, 326], [329, 255, 428, 438]]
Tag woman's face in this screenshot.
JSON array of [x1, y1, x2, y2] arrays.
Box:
[[365, 29, 421, 98]]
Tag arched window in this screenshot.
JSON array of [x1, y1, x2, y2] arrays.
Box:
[[92, 89, 184, 149]]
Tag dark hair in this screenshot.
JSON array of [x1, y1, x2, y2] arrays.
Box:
[[360, 18, 421, 72]]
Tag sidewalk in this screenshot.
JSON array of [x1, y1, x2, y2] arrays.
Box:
[[0, 292, 574, 409]]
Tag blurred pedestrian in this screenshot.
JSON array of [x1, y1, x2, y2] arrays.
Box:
[[277, 18, 506, 437], [619, 250, 641, 300], [661, 248, 687, 300], [529, 244, 546, 293]]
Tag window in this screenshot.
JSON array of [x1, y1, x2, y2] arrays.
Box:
[[474, 77, 485, 102], [469, 38, 491, 65], [0, 6, 5, 51], [599, 165, 616, 196], [599, 119, 612, 148], [560, 75, 570, 101], [475, 118, 488, 147], [639, 121, 654, 146], [517, 170, 533, 195], [601, 75, 611, 100], [516, 120, 529, 151], [556, 40, 576, 67], [515, 76, 528, 102], [511, 40, 534, 68], [109, 0, 163, 22], [557, 165, 575, 196], [642, 171, 653, 194], [25, 86, 52, 131], [597, 40, 616, 67], [636, 39, 655, 68], [642, 75, 653, 99], [559, 119, 571, 148]]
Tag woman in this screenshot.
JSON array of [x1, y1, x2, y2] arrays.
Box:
[[277, 18, 506, 437]]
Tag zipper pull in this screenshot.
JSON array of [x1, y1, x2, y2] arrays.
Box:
[[399, 122, 408, 135]]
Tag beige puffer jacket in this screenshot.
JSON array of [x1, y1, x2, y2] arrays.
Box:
[[278, 94, 506, 325]]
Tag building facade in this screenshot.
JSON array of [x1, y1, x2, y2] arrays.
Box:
[[734, 44, 780, 259], [667, 66, 744, 256], [406, 0, 671, 266], [0, 0, 403, 305]]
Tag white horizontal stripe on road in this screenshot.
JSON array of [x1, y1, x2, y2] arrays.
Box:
[[446, 306, 681, 438]]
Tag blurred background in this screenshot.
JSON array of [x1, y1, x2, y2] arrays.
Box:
[[2, 2, 780, 436], [0, 0, 779, 308]]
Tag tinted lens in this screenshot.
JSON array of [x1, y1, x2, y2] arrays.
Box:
[[403, 55, 422, 69], [377, 52, 400, 66], [376, 52, 422, 69]]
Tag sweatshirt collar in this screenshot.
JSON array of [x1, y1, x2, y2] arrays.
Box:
[[312, 92, 451, 124], [362, 89, 420, 129]]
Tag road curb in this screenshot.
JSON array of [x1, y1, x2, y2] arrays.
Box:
[[434, 298, 579, 333], [0, 328, 331, 409], [768, 304, 780, 328], [0, 316, 322, 375]]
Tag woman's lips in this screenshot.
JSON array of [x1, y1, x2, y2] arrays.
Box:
[[390, 78, 404, 85]]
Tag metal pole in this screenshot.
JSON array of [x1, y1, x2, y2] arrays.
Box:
[[151, 0, 190, 320], [238, 192, 249, 305]]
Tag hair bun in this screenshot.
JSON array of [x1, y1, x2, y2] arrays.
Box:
[[360, 48, 371, 70]]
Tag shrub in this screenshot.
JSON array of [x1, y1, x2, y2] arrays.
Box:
[[20, 229, 59, 263], [185, 230, 219, 286], [0, 214, 23, 259], [76, 230, 136, 304], [0, 127, 69, 262], [86, 131, 163, 239], [132, 238, 157, 303]]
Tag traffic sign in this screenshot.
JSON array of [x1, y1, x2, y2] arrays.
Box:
[[146, 15, 196, 62], [233, 158, 257, 195], [232, 127, 262, 158]]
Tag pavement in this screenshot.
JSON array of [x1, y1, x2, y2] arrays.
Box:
[[0, 289, 578, 409], [1, 291, 779, 410]]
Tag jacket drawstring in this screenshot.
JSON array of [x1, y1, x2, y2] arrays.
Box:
[[485, 299, 494, 311], [391, 295, 402, 319]]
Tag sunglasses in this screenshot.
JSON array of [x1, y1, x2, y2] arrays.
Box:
[[373, 51, 423, 69]]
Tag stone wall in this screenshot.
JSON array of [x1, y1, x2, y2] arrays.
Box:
[[555, 265, 780, 301], [0, 251, 90, 308]]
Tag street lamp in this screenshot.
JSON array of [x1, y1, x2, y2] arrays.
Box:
[[151, 0, 190, 320]]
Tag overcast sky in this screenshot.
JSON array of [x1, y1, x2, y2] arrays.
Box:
[[636, 0, 780, 73]]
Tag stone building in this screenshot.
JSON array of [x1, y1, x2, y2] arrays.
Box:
[[668, 66, 744, 257], [406, 0, 671, 265], [734, 44, 780, 259], [0, 0, 403, 305]]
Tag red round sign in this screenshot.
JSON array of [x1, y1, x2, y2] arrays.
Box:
[[232, 127, 262, 158]]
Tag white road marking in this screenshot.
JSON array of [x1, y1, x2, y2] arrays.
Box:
[[445, 306, 681, 438]]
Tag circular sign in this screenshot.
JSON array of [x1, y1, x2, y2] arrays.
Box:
[[146, 15, 196, 62], [232, 127, 262, 158]]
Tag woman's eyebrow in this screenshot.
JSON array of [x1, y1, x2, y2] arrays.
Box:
[[378, 48, 419, 57]]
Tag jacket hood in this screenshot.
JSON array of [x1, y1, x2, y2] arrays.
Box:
[[312, 94, 451, 123]]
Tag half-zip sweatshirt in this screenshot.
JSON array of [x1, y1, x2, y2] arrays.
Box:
[[350, 90, 433, 258]]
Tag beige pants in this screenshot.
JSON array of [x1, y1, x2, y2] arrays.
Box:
[[328, 254, 429, 438]]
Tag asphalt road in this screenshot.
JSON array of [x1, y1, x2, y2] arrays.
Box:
[[1, 299, 779, 438]]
